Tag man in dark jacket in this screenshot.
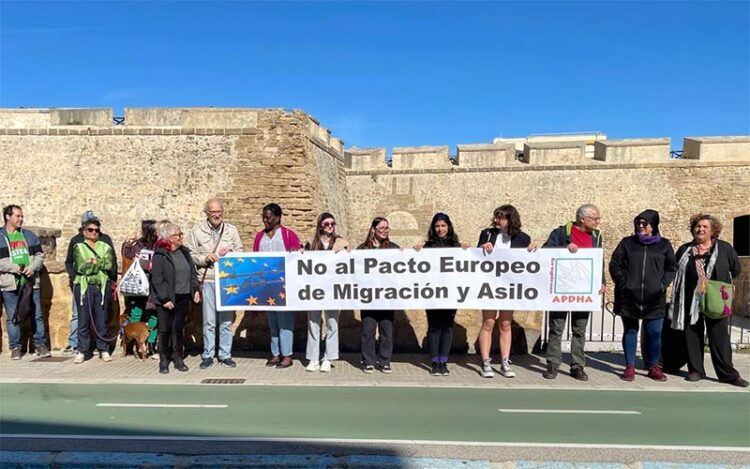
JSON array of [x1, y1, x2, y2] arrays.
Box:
[[63, 211, 118, 355], [542, 204, 605, 381]]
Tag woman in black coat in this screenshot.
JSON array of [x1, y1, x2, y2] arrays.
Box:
[[609, 209, 676, 382], [666, 213, 746, 387], [150, 223, 201, 374]]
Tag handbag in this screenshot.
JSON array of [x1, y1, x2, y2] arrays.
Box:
[[699, 277, 734, 319], [119, 258, 150, 297]]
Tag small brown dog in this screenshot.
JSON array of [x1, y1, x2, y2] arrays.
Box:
[[119, 313, 150, 361]]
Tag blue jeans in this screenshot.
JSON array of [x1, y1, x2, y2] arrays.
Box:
[[266, 311, 295, 357], [202, 282, 235, 360], [3, 288, 45, 349], [622, 317, 663, 368], [68, 296, 79, 348]]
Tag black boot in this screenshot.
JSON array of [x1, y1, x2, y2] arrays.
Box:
[[159, 359, 169, 374], [173, 357, 189, 372]]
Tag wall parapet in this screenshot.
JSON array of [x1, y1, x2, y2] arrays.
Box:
[[0, 108, 113, 128], [683, 136, 750, 162], [456, 143, 517, 167], [391, 146, 452, 170], [522, 141, 588, 165], [345, 148, 387, 170], [593, 138, 670, 163]]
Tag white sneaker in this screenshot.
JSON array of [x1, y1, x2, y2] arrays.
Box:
[[100, 351, 112, 362], [305, 361, 320, 372], [73, 353, 85, 364], [481, 359, 494, 378], [500, 358, 516, 378], [320, 359, 332, 372]]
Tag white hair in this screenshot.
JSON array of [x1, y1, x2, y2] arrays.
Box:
[[158, 223, 180, 240], [575, 204, 599, 223]]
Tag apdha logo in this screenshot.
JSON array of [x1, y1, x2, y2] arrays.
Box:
[[550, 258, 594, 304]]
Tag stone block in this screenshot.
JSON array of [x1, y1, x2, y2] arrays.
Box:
[[456, 143, 517, 167], [125, 107, 259, 128], [522, 141, 587, 165], [391, 146, 452, 170], [50, 108, 112, 127], [593, 138, 670, 163], [345, 148, 387, 170], [683, 136, 750, 162]]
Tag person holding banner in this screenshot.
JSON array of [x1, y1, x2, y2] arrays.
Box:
[[477, 205, 535, 379], [303, 212, 348, 372], [254, 203, 301, 369], [417, 212, 462, 376], [357, 217, 400, 374], [542, 204, 605, 381], [187, 198, 244, 370], [609, 210, 676, 382], [666, 214, 747, 387]]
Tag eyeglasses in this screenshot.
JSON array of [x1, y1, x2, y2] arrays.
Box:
[[585, 216, 601, 222], [170, 232, 184, 238], [322, 221, 336, 228], [637, 220, 650, 227], [375, 226, 390, 232], [86, 228, 100, 233]]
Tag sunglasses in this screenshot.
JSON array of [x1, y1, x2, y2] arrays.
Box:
[[637, 220, 650, 227], [322, 221, 336, 228], [86, 228, 100, 233]]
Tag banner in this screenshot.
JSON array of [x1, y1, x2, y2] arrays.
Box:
[[215, 248, 603, 312]]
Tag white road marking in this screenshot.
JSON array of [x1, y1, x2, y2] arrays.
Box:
[[2, 434, 747, 452], [498, 408, 641, 415], [96, 403, 227, 408]]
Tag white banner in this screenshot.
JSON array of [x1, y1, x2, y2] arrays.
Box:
[[215, 248, 603, 312]]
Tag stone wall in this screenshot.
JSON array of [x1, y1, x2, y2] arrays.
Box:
[[1, 107, 748, 356]]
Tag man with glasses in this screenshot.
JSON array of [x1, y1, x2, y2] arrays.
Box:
[[63, 210, 118, 356], [542, 204, 605, 381], [186, 198, 243, 369], [1, 205, 48, 359]]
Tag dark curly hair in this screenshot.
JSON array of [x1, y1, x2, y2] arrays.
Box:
[[491, 204, 522, 238]]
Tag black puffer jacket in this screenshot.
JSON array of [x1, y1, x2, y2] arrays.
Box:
[[609, 210, 677, 319]]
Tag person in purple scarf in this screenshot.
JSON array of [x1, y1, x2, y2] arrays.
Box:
[[609, 209, 677, 382]]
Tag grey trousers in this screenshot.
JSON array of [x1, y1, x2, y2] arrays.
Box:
[[546, 311, 590, 369], [306, 310, 340, 362]]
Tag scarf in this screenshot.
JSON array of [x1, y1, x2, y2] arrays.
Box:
[[636, 233, 662, 245], [669, 241, 718, 330]]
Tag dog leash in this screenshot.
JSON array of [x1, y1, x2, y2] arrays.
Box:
[[86, 286, 121, 343]]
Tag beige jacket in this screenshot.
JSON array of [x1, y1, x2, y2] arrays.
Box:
[[185, 220, 243, 283]]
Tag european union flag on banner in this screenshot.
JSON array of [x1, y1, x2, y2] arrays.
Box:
[[218, 255, 287, 308]]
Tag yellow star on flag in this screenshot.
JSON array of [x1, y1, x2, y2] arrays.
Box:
[[251, 259, 257, 263], [279, 292, 286, 300], [267, 297, 276, 306], [224, 286, 238, 295], [247, 296, 258, 305], [263, 262, 268, 267], [236, 258, 245, 263], [218, 271, 230, 279], [223, 260, 234, 267]]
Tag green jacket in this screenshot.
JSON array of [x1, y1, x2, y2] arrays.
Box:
[[73, 241, 114, 305]]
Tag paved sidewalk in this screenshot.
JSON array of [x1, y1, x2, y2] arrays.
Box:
[[2, 349, 749, 391]]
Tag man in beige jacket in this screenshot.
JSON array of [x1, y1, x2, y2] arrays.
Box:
[[186, 198, 243, 369]]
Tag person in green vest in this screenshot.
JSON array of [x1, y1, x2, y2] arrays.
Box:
[[72, 216, 115, 364], [0, 205, 48, 360]]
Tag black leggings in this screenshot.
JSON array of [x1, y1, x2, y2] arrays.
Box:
[[426, 309, 456, 362]]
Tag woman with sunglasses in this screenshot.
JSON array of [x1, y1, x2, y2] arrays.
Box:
[[610, 210, 676, 382], [72, 218, 116, 364], [477, 205, 536, 378], [303, 212, 349, 372], [415, 212, 464, 376], [150, 223, 201, 374], [357, 217, 399, 373]]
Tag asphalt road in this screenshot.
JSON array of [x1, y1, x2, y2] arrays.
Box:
[[1, 382, 748, 465]]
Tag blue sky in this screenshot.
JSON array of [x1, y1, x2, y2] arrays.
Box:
[[1, 1, 748, 149]]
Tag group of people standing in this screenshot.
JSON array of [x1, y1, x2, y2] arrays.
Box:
[[2, 200, 746, 387]]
